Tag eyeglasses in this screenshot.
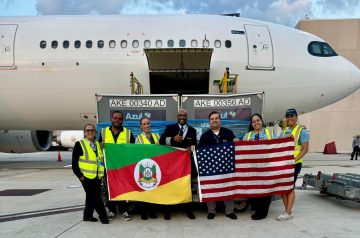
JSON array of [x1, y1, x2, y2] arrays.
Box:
[[85, 129, 96, 132]]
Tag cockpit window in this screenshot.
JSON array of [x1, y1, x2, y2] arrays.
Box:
[[308, 41, 337, 57]]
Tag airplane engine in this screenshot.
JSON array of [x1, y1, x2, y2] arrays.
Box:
[[0, 130, 52, 153], [54, 130, 84, 149]]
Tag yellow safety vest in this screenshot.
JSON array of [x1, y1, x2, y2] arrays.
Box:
[[102, 127, 131, 144], [136, 133, 160, 144], [282, 124, 303, 164], [78, 139, 104, 179], [245, 128, 272, 141]]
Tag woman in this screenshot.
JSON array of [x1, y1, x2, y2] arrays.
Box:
[[72, 123, 109, 224], [135, 116, 159, 220], [243, 113, 275, 220], [277, 108, 309, 221]]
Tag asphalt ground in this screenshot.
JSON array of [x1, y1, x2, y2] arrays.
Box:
[[0, 152, 359, 238]]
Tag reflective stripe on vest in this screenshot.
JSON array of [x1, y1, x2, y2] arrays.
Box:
[[282, 124, 303, 164], [245, 128, 272, 141], [137, 133, 160, 144], [79, 139, 105, 179], [102, 127, 131, 144]]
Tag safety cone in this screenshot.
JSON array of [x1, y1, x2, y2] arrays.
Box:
[[57, 149, 63, 162]]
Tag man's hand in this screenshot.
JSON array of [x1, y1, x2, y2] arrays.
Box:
[[233, 138, 240, 142], [80, 176, 85, 182], [174, 134, 184, 143]]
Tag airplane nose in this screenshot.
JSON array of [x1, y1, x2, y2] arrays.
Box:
[[352, 64, 360, 90]]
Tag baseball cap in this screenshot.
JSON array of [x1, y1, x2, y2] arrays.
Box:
[[285, 108, 297, 117]]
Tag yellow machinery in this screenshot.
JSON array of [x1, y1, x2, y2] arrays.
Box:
[[130, 72, 144, 94]]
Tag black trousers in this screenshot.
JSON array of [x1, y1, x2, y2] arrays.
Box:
[[107, 201, 128, 214], [249, 196, 272, 217], [81, 177, 107, 220], [351, 146, 359, 160]]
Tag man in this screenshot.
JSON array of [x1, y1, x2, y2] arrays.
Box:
[[350, 135, 360, 160], [198, 111, 239, 220], [277, 108, 309, 221], [159, 109, 197, 220], [100, 110, 135, 221]]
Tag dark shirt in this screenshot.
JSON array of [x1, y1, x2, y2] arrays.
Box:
[[159, 123, 197, 148], [199, 127, 235, 146], [99, 126, 135, 143]]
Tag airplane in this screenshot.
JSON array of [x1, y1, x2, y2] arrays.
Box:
[[0, 14, 359, 153]]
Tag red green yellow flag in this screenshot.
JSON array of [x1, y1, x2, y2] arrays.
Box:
[[104, 143, 192, 204]]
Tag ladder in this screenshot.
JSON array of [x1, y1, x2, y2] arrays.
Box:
[[214, 72, 239, 94], [130, 72, 144, 94]]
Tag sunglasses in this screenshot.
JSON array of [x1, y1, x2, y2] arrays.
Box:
[[112, 116, 123, 120]]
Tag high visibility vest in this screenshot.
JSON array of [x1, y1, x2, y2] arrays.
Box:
[[282, 124, 303, 164], [78, 139, 104, 179], [102, 127, 131, 144], [136, 133, 160, 144], [245, 128, 272, 141]]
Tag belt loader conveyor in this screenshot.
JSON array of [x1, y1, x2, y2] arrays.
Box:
[[302, 172, 360, 202]]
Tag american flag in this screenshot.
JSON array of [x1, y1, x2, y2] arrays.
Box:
[[194, 137, 295, 202]]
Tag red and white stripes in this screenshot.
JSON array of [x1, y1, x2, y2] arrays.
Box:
[[197, 137, 295, 202]]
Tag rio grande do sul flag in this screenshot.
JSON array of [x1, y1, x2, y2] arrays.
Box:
[[104, 143, 192, 204]]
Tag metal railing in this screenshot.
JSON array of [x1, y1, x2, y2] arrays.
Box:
[[130, 72, 144, 95]]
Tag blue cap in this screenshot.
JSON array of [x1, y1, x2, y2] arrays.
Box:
[[285, 108, 297, 117]]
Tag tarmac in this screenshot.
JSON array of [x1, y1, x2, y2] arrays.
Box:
[[0, 152, 359, 238]]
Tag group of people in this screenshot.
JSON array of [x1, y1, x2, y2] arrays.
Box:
[[72, 108, 309, 224]]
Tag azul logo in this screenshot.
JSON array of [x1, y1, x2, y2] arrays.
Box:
[[134, 159, 161, 191]]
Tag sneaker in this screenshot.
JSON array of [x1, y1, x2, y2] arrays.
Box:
[[107, 211, 116, 221], [121, 212, 131, 221], [276, 212, 293, 221]]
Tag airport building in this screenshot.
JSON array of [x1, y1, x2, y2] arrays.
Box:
[[296, 19, 360, 153]]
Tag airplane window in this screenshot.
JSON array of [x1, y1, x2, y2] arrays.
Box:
[[225, 40, 232, 48], [63, 40, 69, 49], [202, 39, 210, 48], [98, 40, 104, 48], [40, 41, 46, 49], [179, 40, 186, 47], [86, 40, 92, 49], [121, 40, 127, 48], [51, 41, 58, 49], [308, 41, 337, 57], [156, 40, 162, 48], [132, 40, 139, 48], [75, 40, 81, 49], [109, 40, 116, 48], [191, 40, 198, 47], [214, 40, 221, 48], [168, 40, 174, 48], [144, 40, 151, 48]]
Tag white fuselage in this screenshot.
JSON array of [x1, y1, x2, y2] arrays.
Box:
[[0, 15, 359, 130]]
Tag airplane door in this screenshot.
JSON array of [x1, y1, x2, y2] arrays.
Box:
[[0, 24, 17, 67], [244, 25, 274, 70]]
